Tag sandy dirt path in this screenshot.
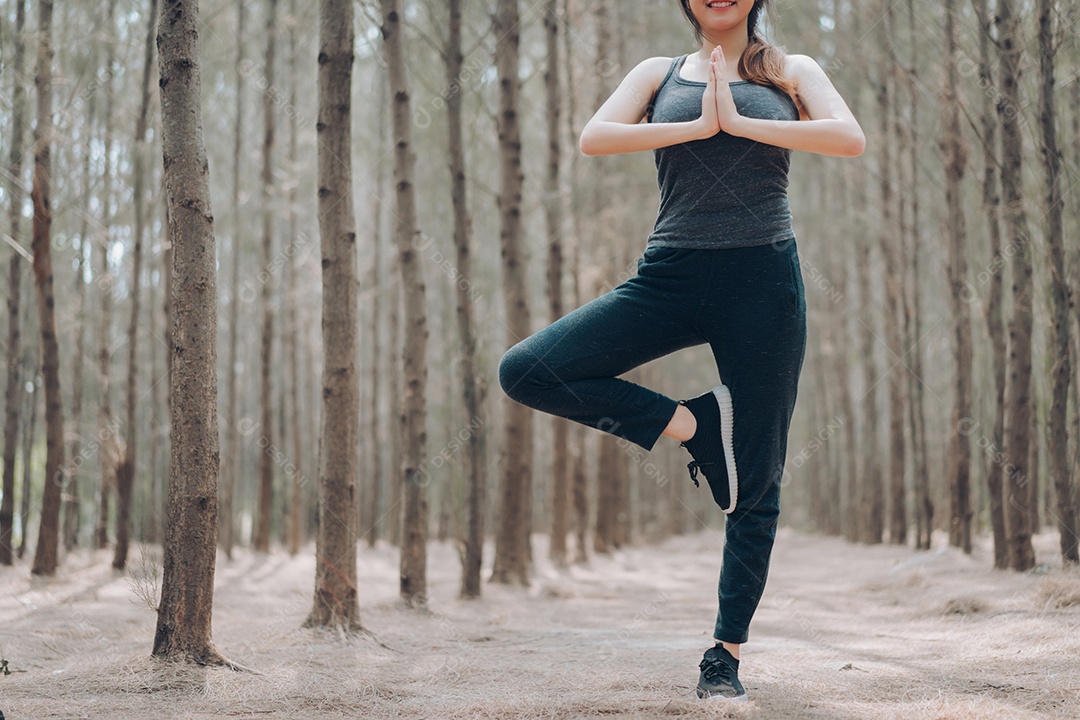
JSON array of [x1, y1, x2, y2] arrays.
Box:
[[2, 528, 1078, 719]]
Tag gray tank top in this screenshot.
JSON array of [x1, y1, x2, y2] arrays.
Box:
[[645, 53, 800, 249]]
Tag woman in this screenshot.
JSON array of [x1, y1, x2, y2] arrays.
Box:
[[498, 0, 864, 702]]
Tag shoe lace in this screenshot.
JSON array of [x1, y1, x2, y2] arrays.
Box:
[[686, 459, 717, 488], [699, 652, 735, 684], [686, 460, 701, 487]]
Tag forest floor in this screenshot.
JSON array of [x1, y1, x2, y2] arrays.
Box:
[[2, 527, 1079, 720]]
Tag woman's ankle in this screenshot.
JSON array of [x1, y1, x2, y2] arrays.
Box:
[[661, 402, 697, 443]]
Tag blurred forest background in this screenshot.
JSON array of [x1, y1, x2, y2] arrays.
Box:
[[2, 0, 1079, 596]]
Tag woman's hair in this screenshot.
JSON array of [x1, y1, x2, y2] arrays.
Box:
[[677, 0, 797, 99]]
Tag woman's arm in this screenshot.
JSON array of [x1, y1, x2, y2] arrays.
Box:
[[579, 56, 718, 156], [713, 50, 866, 157]]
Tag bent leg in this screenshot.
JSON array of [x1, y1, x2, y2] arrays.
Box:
[[498, 254, 704, 451]]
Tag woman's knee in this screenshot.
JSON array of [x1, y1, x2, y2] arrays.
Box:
[[498, 341, 541, 402]]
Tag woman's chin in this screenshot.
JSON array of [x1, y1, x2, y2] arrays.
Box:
[[697, 19, 749, 38]]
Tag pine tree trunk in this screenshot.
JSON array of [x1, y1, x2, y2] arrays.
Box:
[[95, 0, 120, 552], [285, 0, 303, 557], [29, 0, 66, 577], [1, 0, 29, 567], [304, 0, 361, 631], [381, 0, 430, 605], [876, 0, 906, 546], [544, 0, 570, 570], [1069, 61, 1080, 566], [162, 173, 173, 534], [836, 163, 859, 543], [146, 232, 161, 545], [943, 0, 973, 554], [563, 0, 589, 565], [1036, 0, 1078, 564], [252, 0, 279, 554], [113, 0, 158, 571], [19, 369, 39, 560], [974, 0, 1008, 568], [65, 98, 95, 552], [220, 0, 246, 560], [1028, 386, 1040, 532], [996, 0, 1036, 571], [491, 0, 532, 586], [153, 0, 228, 663], [148, 178, 168, 546], [809, 335, 832, 531], [850, 5, 882, 545], [589, 0, 618, 556], [388, 268, 403, 547], [594, 434, 615, 555], [613, 449, 630, 548], [855, 221, 881, 542], [364, 81, 386, 550], [904, 0, 932, 552], [446, 0, 489, 598]]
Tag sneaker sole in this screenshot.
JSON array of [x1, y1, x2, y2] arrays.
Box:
[[712, 383, 738, 514], [697, 689, 749, 701]]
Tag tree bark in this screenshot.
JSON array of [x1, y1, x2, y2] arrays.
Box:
[[114, 0, 159, 571], [1036, 0, 1078, 564], [1069, 45, 1080, 568], [285, 0, 303, 557], [590, 0, 618, 556], [1, 0, 29, 567], [837, 163, 860, 543], [95, 0, 121, 552], [148, 175, 170, 545], [973, 0, 1008, 568], [544, 0, 570, 570], [304, 0, 361, 631], [997, 0, 1036, 572], [594, 435, 615, 554], [877, 0, 906, 546], [381, 0, 429, 605], [491, 0, 532, 586], [1029, 384, 1041, 532], [387, 266, 403, 547], [152, 0, 228, 664], [445, 0, 489, 598], [943, 0, 973, 554], [563, 0, 589, 564], [252, 0, 279, 555], [855, 5, 882, 546], [364, 74, 386, 550], [65, 87, 96, 552], [29, 0, 67, 577], [19, 369, 39, 560], [904, 0, 931, 551], [220, 0, 247, 560]]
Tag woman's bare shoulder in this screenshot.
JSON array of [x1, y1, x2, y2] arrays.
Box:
[[626, 55, 679, 81], [780, 53, 826, 119], [781, 53, 827, 86]]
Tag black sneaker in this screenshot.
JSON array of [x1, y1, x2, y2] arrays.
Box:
[[678, 384, 739, 514], [696, 644, 748, 701]]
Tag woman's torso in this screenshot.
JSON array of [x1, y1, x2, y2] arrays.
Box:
[[645, 53, 800, 250]]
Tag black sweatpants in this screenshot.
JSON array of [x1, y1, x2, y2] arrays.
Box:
[[498, 237, 807, 644]]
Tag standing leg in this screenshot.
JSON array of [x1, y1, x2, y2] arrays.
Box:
[[696, 241, 807, 646]]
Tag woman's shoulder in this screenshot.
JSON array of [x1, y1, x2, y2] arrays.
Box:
[[629, 55, 682, 78], [779, 53, 826, 89], [618, 55, 682, 97]]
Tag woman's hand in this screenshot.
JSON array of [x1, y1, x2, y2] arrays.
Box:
[[695, 52, 721, 140], [711, 45, 741, 130]]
